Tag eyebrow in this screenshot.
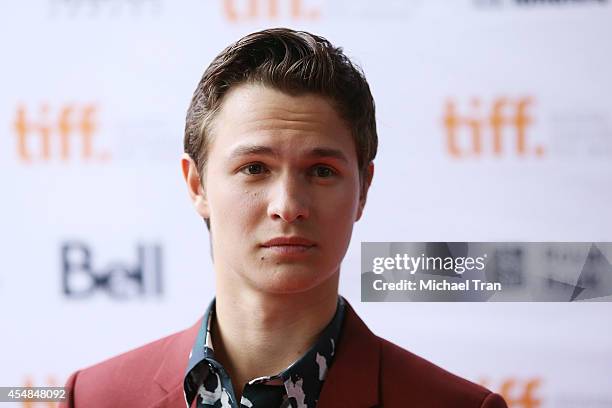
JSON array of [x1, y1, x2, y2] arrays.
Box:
[[228, 145, 349, 163]]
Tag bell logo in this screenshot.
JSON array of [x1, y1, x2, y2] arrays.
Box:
[[222, 0, 320, 22], [443, 97, 544, 158], [13, 103, 110, 163], [62, 241, 163, 300], [480, 377, 542, 408]]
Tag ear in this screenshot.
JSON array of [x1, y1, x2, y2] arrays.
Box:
[[355, 162, 374, 222], [181, 153, 210, 219]]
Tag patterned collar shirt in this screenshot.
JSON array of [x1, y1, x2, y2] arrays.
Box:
[[183, 296, 346, 408]]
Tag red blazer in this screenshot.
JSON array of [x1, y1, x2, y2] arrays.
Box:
[[61, 303, 507, 408]]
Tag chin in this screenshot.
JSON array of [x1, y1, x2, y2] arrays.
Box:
[[250, 264, 337, 295]]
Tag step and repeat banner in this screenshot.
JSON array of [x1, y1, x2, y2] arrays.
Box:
[[1, 0, 611, 407]]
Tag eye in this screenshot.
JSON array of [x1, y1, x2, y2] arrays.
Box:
[[311, 165, 336, 178], [240, 163, 268, 175]]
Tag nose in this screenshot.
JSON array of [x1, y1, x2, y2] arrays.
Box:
[[267, 173, 310, 223]]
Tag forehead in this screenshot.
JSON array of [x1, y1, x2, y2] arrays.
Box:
[[208, 83, 356, 160]]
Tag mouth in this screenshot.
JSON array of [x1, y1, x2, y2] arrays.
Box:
[[262, 245, 314, 255], [260, 237, 316, 256]]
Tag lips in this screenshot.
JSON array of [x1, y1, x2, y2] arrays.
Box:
[[261, 236, 316, 248]]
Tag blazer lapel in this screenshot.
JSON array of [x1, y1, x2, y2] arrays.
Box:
[[150, 384, 187, 408], [317, 303, 381, 408], [151, 318, 202, 407]]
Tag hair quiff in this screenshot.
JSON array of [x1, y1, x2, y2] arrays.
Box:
[[184, 28, 377, 230]]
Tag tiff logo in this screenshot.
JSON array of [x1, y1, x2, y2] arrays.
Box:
[[62, 241, 163, 299], [13, 104, 110, 163], [21, 375, 58, 408], [480, 378, 542, 408], [443, 97, 544, 158], [222, 0, 320, 22]]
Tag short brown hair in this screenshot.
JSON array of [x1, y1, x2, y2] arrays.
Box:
[[184, 28, 378, 226]]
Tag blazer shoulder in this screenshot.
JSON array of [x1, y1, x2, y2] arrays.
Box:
[[62, 325, 196, 408], [378, 337, 507, 408], [82, 329, 178, 377]]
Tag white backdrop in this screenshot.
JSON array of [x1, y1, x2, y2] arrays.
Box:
[[1, 1, 611, 407]]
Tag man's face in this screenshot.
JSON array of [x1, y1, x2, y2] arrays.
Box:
[[184, 83, 372, 295]]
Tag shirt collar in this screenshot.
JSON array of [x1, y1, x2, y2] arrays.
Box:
[[184, 296, 346, 407]]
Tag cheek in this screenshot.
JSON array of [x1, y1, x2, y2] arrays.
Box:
[[317, 185, 360, 229], [210, 182, 264, 231]]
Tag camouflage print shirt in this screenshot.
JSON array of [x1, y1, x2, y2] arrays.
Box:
[[183, 296, 346, 408]]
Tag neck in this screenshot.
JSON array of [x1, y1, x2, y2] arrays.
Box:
[[211, 270, 340, 399]]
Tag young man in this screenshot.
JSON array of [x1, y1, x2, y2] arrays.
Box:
[[62, 28, 507, 408]]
